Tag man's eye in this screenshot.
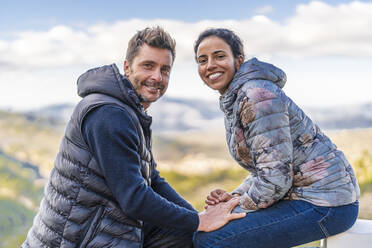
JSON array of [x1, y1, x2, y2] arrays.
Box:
[[144, 64, 152, 69], [162, 68, 170, 75]]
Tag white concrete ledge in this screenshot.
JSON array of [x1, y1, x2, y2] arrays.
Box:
[[322, 219, 372, 248]]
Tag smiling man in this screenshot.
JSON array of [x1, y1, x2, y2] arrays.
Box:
[[22, 26, 244, 248]]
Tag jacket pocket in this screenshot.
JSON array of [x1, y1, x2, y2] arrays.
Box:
[[79, 206, 105, 248]]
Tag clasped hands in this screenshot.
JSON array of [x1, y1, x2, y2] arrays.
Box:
[[197, 189, 245, 232]]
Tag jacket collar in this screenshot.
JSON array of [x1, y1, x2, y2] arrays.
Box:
[[220, 57, 287, 112], [77, 63, 152, 129]]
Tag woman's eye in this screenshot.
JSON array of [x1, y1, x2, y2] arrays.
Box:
[[198, 58, 207, 64], [144, 63, 152, 69]]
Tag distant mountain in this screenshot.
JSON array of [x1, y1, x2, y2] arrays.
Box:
[[23, 98, 372, 131], [304, 103, 372, 130], [24, 97, 225, 132], [25, 103, 74, 129], [147, 97, 224, 132]]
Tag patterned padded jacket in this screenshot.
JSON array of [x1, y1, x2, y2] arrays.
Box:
[[221, 58, 360, 210]]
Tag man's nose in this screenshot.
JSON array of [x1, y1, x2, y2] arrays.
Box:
[[151, 69, 162, 82]]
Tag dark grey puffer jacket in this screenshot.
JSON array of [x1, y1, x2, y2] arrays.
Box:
[[22, 64, 153, 248]]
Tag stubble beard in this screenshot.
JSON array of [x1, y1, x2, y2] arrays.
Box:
[[133, 78, 165, 104]]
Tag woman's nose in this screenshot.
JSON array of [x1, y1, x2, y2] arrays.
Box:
[[206, 59, 217, 70]]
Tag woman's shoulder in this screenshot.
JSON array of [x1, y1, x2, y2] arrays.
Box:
[[236, 58, 287, 89], [237, 80, 284, 103]]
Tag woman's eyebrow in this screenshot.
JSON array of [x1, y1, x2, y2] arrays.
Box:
[[197, 50, 225, 59], [212, 50, 226, 55], [197, 54, 207, 59]]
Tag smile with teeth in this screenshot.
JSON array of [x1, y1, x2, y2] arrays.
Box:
[[143, 82, 163, 92], [208, 72, 223, 80]]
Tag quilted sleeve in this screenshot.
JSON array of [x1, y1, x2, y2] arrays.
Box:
[[237, 83, 293, 210]]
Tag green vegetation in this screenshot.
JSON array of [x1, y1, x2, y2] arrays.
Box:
[[0, 153, 43, 248], [0, 198, 34, 247], [153, 134, 230, 161], [162, 168, 248, 210], [0, 154, 43, 204], [1, 110, 372, 247], [354, 150, 372, 192], [0, 110, 63, 177]]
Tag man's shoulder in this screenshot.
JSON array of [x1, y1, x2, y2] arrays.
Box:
[[85, 104, 137, 126], [81, 104, 141, 144]]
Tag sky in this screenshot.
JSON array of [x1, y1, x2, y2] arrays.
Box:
[[1, 0, 372, 110]]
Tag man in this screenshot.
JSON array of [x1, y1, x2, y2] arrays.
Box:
[[22, 26, 245, 248]]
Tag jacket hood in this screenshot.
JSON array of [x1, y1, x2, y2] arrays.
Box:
[[77, 64, 153, 131], [225, 57, 287, 95], [77, 64, 143, 111]]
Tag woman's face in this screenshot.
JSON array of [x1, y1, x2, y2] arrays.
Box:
[[196, 36, 242, 94]]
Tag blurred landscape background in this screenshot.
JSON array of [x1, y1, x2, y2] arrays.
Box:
[[1, 98, 372, 247], [2, 1, 372, 247]]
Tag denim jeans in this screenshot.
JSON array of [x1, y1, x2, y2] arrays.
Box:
[[193, 200, 358, 248], [143, 222, 193, 248]]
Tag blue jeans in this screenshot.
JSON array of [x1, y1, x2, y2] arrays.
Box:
[[143, 222, 193, 248], [193, 200, 358, 248]]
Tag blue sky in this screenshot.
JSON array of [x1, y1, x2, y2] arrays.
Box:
[[1, 0, 361, 30], [0, 0, 315, 29], [1, 0, 372, 110]]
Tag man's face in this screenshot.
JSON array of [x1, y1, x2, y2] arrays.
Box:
[[124, 44, 173, 109]]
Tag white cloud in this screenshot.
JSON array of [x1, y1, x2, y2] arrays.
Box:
[[282, 1, 372, 57], [0, 1, 372, 110], [1, 1, 372, 70]]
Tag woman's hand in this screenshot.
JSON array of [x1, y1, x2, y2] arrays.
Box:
[[205, 189, 240, 208], [198, 197, 246, 232]]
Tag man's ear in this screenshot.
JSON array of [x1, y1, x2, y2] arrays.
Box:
[[124, 60, 131, 76]]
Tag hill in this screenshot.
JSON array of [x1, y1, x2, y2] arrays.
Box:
[[23, 99, 372, 132], [0, 151, 43, 247], [1, 102, 372, 246]]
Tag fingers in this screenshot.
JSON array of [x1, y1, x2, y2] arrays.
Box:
[[205, 189, 229, 206], [219, 192, 232, 202], [225, 197, 246, 221], [205, 195, 219, 205], [226, 196, 241, 211], [210, 189, 224, 198], [229, 212, 246, 221]]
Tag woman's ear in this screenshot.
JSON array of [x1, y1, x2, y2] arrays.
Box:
[[235, 55, 244, 71]]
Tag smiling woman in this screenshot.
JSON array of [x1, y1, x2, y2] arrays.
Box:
[[192, 28, 360, 248], [196, 36, 243, 94]]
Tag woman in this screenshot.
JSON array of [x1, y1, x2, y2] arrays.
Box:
[[193, 28, 360, 248]]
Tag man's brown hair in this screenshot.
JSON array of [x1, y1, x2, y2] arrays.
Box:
[[126, 26, 176, 65]]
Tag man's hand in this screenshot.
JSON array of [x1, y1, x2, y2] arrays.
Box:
[[205, 188, 240, 208], [197, 197, 246, 232]]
